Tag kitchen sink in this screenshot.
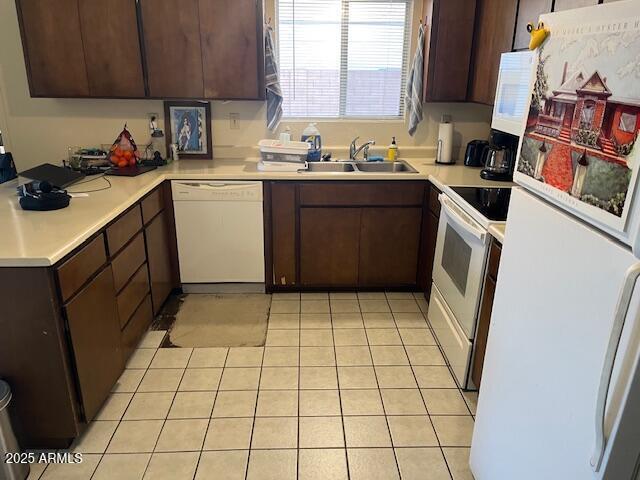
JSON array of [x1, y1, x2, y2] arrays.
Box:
[[301, 160, 418, 174], [304, 162, 356, 172], [354, 161, 418, 173]]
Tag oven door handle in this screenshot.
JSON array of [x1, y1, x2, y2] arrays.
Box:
[[439, 194, 486, 242]]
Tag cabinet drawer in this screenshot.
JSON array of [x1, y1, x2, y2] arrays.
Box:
[[116, 264, 150, 329], [122, 294, 153, 361], [299, 182, 424, 206], [428, 184, 441, 215], [106, 206, 143, 257], [57, 234, 107, 302], [111, 232, 147, 293], [141, 187, 164, 225], [487, 240, 502, 281]]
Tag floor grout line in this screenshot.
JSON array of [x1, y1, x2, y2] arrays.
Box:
[[329, 294, 352, 480]]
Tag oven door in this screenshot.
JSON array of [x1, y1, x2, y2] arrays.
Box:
[[432, 194, 490, 339]]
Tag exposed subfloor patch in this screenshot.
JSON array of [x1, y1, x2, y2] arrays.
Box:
[[162, 294, 271, 348]]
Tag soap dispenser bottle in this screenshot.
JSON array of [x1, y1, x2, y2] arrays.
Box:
[[387, 137, 398, 161]]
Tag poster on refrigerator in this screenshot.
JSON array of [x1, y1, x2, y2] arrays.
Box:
[[515, 2, 640, 232]]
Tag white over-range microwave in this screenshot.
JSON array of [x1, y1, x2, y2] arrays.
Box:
[[491, 51, 535, 136]]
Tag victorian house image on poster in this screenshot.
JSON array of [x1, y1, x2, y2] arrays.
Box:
[[521, 61, 640, 214]]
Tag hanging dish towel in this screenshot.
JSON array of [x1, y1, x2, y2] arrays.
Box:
[[405, 23, 425, 136], [265, 24, 283, 132]]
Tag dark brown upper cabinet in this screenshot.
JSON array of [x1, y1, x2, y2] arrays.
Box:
[[422, 0, 476, 102], [16, 0, 265, 99], [78, 0, 145, 97], [139, 0, 205, 98], [17, 0, 144, 98], [17, 0, 90, 97], [468, 0, 518, 105], [200, 0, 265, 99]]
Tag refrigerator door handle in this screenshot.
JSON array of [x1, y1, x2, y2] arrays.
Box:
[[591, 263, 640, 472]]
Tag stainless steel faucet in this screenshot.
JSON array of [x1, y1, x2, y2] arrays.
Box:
[[349, 137, 376, 161]]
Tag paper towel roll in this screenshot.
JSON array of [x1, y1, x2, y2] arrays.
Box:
[[437, 122, 454, 164]]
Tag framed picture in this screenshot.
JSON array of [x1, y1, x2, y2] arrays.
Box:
[[164, 101, 212, 159]]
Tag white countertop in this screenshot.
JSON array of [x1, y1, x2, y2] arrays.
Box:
[[0, 158, 512, 266], [488, 224, 506, 244]]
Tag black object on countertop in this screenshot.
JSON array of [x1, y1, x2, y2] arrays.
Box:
[[20, 163, 85, 189], [450, 186, 512, 222], [464, 140, 489, 167], [106, 165, 157, 177]]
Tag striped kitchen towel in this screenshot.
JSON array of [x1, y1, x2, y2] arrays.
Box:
[[265, 24, 283, 132], [405, 22, 425, 136]]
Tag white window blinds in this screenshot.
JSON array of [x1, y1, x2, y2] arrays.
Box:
[[277, 0, 412, 119]]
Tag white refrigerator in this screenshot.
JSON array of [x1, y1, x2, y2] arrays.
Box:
[[470, 1, 640, 479]]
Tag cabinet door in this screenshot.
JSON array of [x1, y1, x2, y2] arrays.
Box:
[[270, 183, 298, 287], [17, 0, 89, 96], [300, 208, 360, 286], [359, 208, 422, 286], [78, 0, 145, 97], [471, 274, 496, 388], [145, 210, 174, 315], [64, 266, 123, 422], [513, 0, 552, 51], [199, 0, 264, 99], [422, 0, 476, 101], [468, 0, 518, 105], [423, 210, 440, 299], [140, 0, 204, 98]]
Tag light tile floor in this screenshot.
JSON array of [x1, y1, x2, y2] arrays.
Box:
[[29, 292, 477, 480]]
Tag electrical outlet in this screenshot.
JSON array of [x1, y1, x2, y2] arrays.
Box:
[[229, 113, 240, 130]]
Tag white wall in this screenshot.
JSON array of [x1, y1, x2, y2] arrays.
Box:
[[0, 0, 491, 172]]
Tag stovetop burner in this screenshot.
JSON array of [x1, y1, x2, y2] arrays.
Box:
[[450, 186, 512, 222]]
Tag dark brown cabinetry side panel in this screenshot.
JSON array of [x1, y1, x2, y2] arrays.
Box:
[[271, 183, 298, 287], [199, 0, 264, 99], [0, 268, 80, 447], [423, 0, 476, 101], [471, 240, 502, 388], [140, 0, 204, 98], [418, 184, 441, 299], [300, 208, 361, 286], [78, 0, 145, 97], [146, 210, 175, 314], [468, 0, 518, 105], [16, 0, 89, 96], [360, 208, 422, 286], [65, 266, 124, 422]]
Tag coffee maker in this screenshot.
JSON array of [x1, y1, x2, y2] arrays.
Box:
[[480, 129, 519, 181]]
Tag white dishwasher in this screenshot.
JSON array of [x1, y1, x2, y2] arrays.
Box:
[[171, 181, 265, 288]]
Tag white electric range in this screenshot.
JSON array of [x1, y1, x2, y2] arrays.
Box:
[[428, 185, 511, 389]]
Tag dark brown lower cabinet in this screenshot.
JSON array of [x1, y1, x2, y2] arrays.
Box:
[[360, 208, 422, 286], [64, 266, 124, 422], [0, 181, 178, 448], [471, 239, 502, 388], [145, 210, 174, 314], [418, 184, 441, 299], [300, 208, 361, 286], [268, 181, 430, 290]]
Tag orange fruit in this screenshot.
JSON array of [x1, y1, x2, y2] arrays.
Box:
[[123, 150, 133, 160], [117, 159, 128, 168], [114, 147, 123, 157]]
